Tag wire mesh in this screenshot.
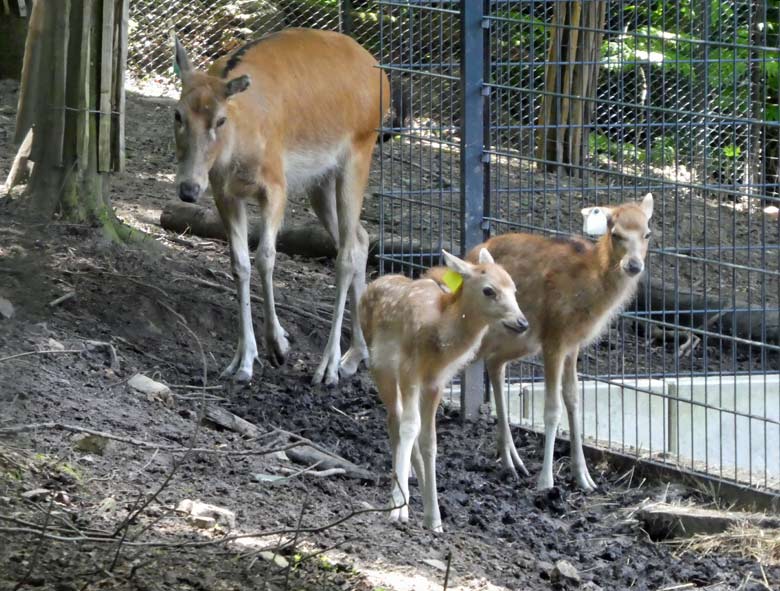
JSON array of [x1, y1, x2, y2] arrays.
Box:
[[379, 0, 780, 495], [127, 0, 381, 90], [377, 0, 462, 274]]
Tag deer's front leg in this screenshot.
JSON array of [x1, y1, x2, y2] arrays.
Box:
[[215, 194, 259, 383], [255, 182, 289, 367]]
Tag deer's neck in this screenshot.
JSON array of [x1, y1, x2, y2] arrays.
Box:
[[591, 235, 641, 305], [434, 292, 490, 358]]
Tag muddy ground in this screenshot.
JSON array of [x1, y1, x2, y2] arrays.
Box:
[[1, 80, 779, 590]]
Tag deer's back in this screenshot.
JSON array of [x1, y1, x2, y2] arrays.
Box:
[[210, 28, 390, 147], [472, 232, 635, 350]]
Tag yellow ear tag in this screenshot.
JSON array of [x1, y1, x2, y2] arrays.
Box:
[[442, 269, 463, 294]]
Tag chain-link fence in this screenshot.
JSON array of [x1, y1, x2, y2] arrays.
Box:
[[127, 0, 382, 91], [378, 0, 780, 498]]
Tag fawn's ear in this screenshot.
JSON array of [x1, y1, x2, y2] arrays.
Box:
[[477, 248, 494, 265], [639, 192, 654, 220], [441, 249, 474, 278]]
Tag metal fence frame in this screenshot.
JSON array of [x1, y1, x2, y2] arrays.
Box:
[[376, 0, 780, 498]]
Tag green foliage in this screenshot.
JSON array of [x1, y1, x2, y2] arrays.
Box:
[[597, 0, 780, 180]]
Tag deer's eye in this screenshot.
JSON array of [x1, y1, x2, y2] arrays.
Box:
[[612, 232, 625, 242], [482, 287, 496, 298], [644, 231, 652, 239], [215, 117, 227, 128], [174, 111, 182, 124]]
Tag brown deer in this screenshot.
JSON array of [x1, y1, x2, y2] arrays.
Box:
[[172, 29, 390, 385], [360, 249, 528, 531], [461, 194, 654, 491]]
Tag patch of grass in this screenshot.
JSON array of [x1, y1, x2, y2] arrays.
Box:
[[670, 523, 780, 567]]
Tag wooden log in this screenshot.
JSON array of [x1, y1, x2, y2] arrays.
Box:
[[97, 0, 114, 172], [159, 201, 420, 266], [636, 501, 780, 540], [637, 277, 780, 346]]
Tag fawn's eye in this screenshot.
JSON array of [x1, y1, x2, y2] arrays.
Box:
[[215, 116, 227, 128], [612, 232, 625, 242], [482, 287, 496, 298], [174, 111, 182, 124], [644, 231, 652, 239]]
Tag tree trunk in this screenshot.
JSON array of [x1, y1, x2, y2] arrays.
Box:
[[536, 0, 607, 175], [16, 0, 129, 240]]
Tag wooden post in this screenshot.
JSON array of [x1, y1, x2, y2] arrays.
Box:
[[667, 382, 679, 456], [15, 0, 46, 144], [76, 0, 93, 172], [112, 0, 128, 171], [49, 0, 70, 167], [98, 0, 115, 172]]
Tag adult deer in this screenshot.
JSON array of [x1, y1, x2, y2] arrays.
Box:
[[172, 29, 390, 385], [459, 194, 654, 491], [361, 249, 528, 531]]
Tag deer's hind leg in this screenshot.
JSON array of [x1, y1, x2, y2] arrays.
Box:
[[308, 172, 339, 244], [419, 384, 443, 532], [313, 139, 373, 385], [562, 347, 597, 491], [373, 367, 412, 523], [487, 356, 529, 479]]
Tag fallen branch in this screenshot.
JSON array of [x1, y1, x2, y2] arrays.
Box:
[[0, 349, 83, 364], [278, 466, 346, 479], [48, 291, 75, 307], [284, 444, 373, 482], [0, 422, 307, 457], [202, 405, 262, 439], [0, 502, 401, 549]]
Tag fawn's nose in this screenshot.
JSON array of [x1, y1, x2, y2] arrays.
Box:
[[503, 315, 529, 334], [178, 181, 201, 203], [624, 258, 644, 276]]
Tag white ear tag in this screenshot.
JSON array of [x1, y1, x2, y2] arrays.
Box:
[[583, 208, 608, 236]]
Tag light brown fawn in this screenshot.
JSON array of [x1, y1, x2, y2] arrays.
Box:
[[360, 249, 528, 531], [173, 29, 390, 385], [462, 194, 654, 491]]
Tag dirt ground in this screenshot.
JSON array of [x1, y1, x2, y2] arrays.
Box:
[[1, 79, 779, 590]]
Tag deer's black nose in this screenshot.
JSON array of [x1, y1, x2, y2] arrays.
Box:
[[178, 181, 201, 203], [625, 258, 644, 276], [504, 316, 529, 334]]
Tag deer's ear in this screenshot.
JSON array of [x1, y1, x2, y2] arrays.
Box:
[[173, 36, 193, 83], [441, 249, 474, 278], [640, 193, 654, 220], [225, 75, 251, 98], [477, 248, 494, 265]]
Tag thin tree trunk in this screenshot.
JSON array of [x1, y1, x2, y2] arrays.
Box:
[[16, 0, 130, 240], [536, 0, 607, 176]]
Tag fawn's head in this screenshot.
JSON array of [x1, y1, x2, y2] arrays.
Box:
[[172, 38, 251, 203], [582, 193, 654, 277], [441, 249, 528, 334]]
